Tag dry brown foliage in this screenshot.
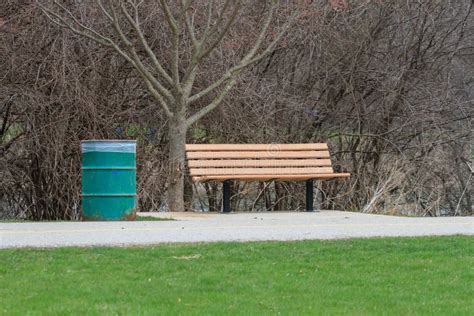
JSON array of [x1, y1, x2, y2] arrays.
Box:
[[1, 1, 472, 219]]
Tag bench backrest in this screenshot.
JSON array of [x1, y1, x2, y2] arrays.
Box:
[[185, 144, 334, 178]]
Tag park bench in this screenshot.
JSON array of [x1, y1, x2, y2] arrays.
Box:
[[185, 143, 350, 212]]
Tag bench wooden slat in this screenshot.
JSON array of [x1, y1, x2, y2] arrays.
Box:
[[189, 167, 334, 176], [188, 159, 332, 168], [192, 173, 351, 182], [186, 150, 330, 159], [185, 143, 328, 151]]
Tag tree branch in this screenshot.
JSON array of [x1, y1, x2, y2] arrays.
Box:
[[186, 78, 237, 127], [38, 1, 112, 47], [202, 0, 232, 45], [181, 0, 199, 50], [38, 0, 174, 117], [108, 3, 174, 104], [203, 0, 214, 40], [197, 1, 241, 61], [188, 6, 297, 103], [182, 0, 233, 86], [159, 0, 180, 87], [118, 0, 173, 85], [159, 0, 178, 32]]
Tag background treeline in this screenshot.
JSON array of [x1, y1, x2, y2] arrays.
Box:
[[0, 0, 472, 220]]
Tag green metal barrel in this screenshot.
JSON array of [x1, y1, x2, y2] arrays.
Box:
[[81, 140, 137, 221]]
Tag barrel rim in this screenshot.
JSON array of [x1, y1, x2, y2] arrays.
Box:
[[81, 139, 137, 143]]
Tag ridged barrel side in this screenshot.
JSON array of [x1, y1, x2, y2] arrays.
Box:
[[81, 140, 137, 221]]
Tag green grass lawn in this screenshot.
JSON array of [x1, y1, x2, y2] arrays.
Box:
[[1, 236, 472, 315]]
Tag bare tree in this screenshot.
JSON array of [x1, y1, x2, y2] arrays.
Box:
[[36, 0, 295, 211]]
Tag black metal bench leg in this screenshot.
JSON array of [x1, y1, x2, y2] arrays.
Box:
[[306, 180, 314, 212], [223, 180, 231, 213]]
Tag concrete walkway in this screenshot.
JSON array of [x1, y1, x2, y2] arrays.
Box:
[[1, 211, 472, 248]]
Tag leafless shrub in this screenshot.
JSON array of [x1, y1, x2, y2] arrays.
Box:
[[1, 1, 472, 219]]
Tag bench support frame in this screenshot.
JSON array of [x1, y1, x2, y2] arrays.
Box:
[[306, 180, 314, 212], [223, 180, 231, 213]]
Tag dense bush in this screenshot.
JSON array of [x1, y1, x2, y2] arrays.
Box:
[[1, 1, 472, 219]]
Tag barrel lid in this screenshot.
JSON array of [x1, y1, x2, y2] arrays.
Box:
[[81, 140, 136, 153], [81, 140, 137, 143]]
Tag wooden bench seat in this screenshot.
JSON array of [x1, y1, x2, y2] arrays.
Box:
[[185, 143, 350, 212]]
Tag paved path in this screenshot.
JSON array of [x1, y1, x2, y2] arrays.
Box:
[[1, 211, 472, 248]]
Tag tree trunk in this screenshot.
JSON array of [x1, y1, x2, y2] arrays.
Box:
[[183, 174, 194, 211], [274, 182, 285, 211], [167, 114, 187, 212]]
